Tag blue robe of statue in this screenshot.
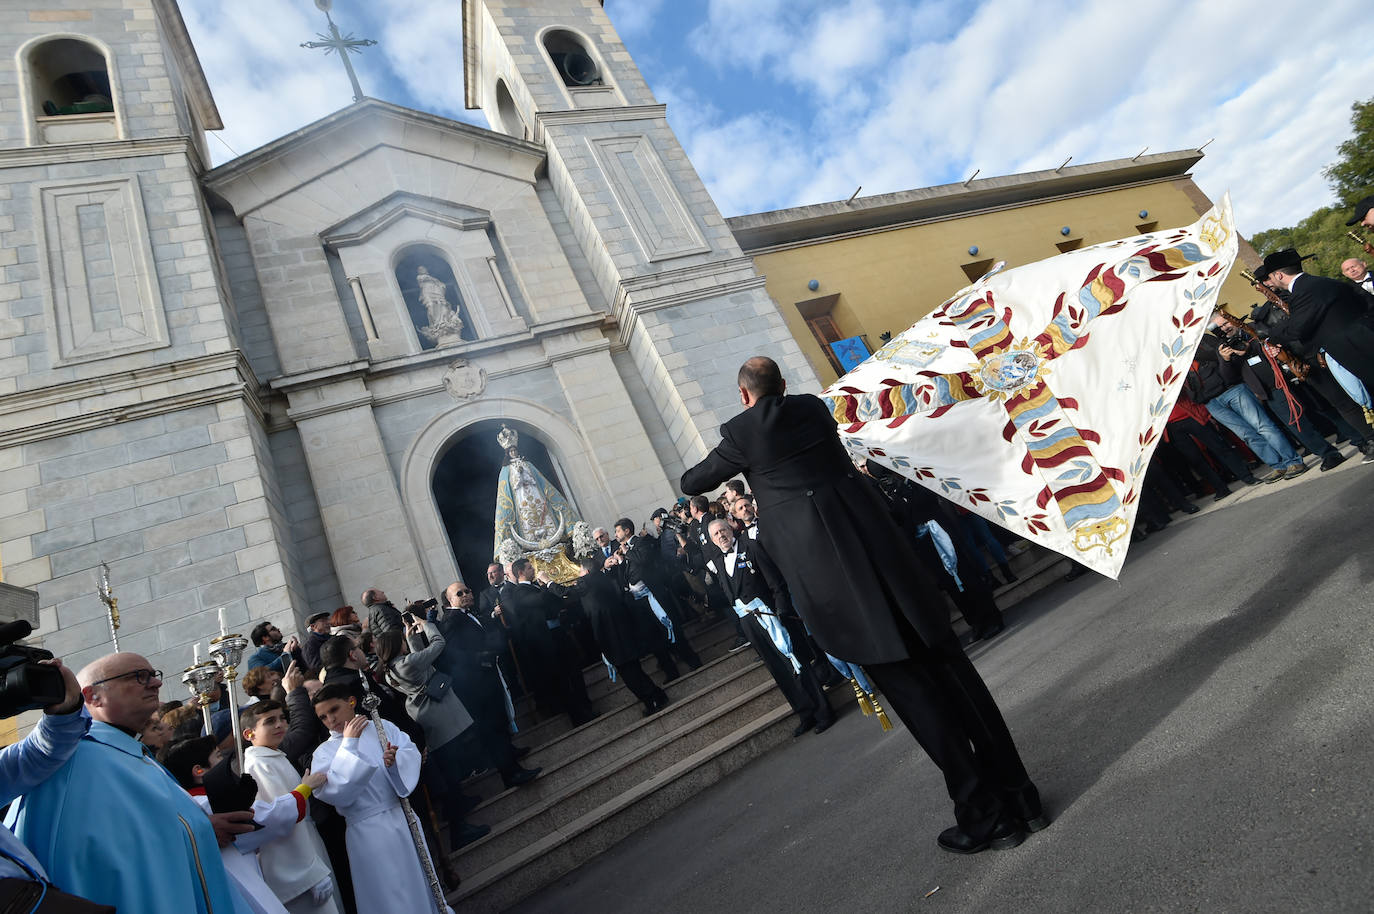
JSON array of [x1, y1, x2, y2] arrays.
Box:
[[493, 456, 575, 555], [6, 720, 245, 914]]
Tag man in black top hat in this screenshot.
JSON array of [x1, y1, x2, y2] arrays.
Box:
[[1264, 248, 1374, 392], [1347, 195, 1374, 231]]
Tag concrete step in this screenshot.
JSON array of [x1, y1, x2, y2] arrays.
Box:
[[451, 680, 791, 878], [467, 659, 778, 822], [449, 701, 798, 913], [506, 620, 746, 749], [509, 616, 738, 730]]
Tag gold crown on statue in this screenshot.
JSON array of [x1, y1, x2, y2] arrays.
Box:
[[497, 424, 519, 451]]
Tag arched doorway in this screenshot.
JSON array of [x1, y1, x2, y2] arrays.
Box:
[[431, 418, 570, 588]]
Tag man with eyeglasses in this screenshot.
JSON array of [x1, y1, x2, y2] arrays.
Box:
[[436, 582, 539, 788], [6, 653, 257, 913]]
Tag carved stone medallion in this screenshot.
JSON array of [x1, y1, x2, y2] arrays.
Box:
[[442, 359, 487, 401]]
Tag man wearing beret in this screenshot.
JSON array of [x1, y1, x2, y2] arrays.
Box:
[[301, 611, 333, 670]]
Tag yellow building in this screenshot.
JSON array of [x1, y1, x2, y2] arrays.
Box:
[[730, 150, 1260, 385]]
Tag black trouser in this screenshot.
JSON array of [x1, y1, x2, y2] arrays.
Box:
[[616, 659, 666, 709], [1304, 367, 1373, 444], [1263, 384, 1338, 457], [943, 574, 1003, 636], [549, 626, 595, 725], [864, 613, 1036, 842], [642, 584, 702, 669], [466, 681, 519, 777], [740, 613, 833, 725], [1168, 416, 1253, 487]]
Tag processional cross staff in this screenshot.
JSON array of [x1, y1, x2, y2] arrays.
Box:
[[300, 0, 376, 104], [97, 561, 120, 652]]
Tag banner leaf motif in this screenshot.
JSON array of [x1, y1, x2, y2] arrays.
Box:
[[825, 195, 1239, 579]]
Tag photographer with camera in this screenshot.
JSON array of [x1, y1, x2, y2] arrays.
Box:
[[7, 651, 256, 913], [0, 622, 92, 906]]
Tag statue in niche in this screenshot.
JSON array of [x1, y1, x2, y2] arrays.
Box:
[[415, 265, 466, 347]]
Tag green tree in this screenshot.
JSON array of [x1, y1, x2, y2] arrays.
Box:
[[1323, 97, 1374, 205], [1249, 205, 1359, 280], [1247, 95, 1374, 274]]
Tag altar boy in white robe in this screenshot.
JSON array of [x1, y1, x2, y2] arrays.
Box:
[[162, 735, 321, 914], [310, 683, 454, 914], [242, 700, 342, 914]]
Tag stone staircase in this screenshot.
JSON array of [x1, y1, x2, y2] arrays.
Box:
[[444, 538, 1060, 911]]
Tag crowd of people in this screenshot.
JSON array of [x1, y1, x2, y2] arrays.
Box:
[[4, 204, 1372, 910]]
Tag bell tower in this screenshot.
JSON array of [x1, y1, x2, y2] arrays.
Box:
[[461, 1, 818, 466]]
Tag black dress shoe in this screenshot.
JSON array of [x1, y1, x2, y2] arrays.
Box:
[[937, 819, 1026, 855], [792, 718, 816, 738], [813, 717, 836, 735], [1023, 813, 1052, 833], [501, 766, 540, 788], [1179, 503, 1200, 515], [974, 622, 1005, 641], [451, 821, 491, 849], [1212, 488, 1232, 501]]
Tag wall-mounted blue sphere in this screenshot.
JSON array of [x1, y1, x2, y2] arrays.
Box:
[[968, 245, 979, 256], [1061, 226, 1072, 236], [1139, 210, 1149, 219], [807, 279, 819, 292]]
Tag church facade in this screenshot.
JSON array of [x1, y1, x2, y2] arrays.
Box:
[[0, 0, 1241, 703], [0, 0, 815, 687]]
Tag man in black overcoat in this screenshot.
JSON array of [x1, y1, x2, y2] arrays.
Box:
[[614, 518, 703, 670], [681, 356, 1043, 854], [1264, 248, 1374, 391], [549, 556, 670, 715], [436, 582, 539, 788], [501, 558, 597, 726]]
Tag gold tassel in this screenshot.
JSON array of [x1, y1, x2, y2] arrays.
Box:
[[852, 680, 874, 716], [1364, 406, 1374, 429], [869, 692, 894, 732]]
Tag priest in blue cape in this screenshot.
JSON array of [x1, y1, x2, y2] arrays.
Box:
[[6, 653, 252, 914]]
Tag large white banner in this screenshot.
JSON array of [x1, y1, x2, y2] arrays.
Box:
[[823, 195, 1238, 578]]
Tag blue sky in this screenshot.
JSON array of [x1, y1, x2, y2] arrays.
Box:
[[184, 0, 1374, 236]]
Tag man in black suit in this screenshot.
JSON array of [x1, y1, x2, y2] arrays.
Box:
[[705, 517, 834, 737], [1265, 248, 1374, 391], [613, 518, 702, 670], [436, 581, 539, 788], [682, 356, 1043, 855], [502, 558, 596, 726], [549, 557, 670, 716]]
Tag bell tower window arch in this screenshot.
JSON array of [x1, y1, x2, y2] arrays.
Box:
[[19, 34, 122, 145]]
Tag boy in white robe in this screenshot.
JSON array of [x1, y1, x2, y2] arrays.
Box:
[[309, 683, 454, 914], [242, 700, 341, 914], [162, 735, 325, 914]]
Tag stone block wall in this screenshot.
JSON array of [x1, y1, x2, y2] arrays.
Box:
[[0, 396, 306, 678]]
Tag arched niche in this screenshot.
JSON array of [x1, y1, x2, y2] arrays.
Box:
[[20, 34, 121, 145], [431, 417, 568, 588], [393, 244, 476, 350], [542, 28, 603, 87], [399, 397, 614, 593], [494, 78, 528, 140]]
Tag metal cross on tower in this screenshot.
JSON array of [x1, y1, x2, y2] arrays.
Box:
[[300, 0, 376, 104]]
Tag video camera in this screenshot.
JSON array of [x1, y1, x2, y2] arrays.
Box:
[[0, 620, 65, 718]]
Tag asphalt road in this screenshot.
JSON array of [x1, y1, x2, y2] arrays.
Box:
[[510, 462, 1374, 914]]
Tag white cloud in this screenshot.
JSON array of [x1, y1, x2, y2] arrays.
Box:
[[183, 0, 1374, 236], [670, 0, 1374, 232]]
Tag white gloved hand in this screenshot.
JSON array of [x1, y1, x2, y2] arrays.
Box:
[[310, 876, 334, 906]]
